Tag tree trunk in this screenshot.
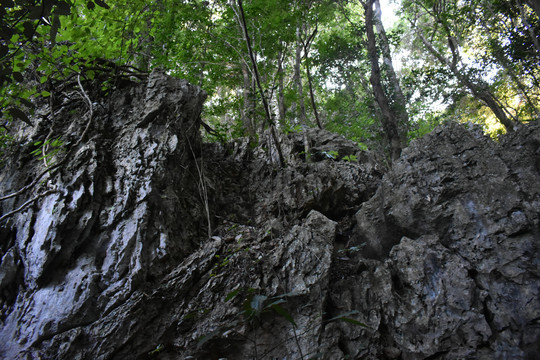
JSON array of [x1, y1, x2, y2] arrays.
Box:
[[299, 19, 322, 129], [305, 63, 321, 129], [302, 26, 323, 130], [417, 31, 518, 131], [236, 0, 285, 166], [241, 61, 256, 139], [295, 26, 307, 126], [364, 0, 403, 161], [373, 0, 409, 133], [277, 47, 287, 123], [294, 25, 312, 161]]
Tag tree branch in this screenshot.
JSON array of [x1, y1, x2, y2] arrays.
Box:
[[1, 75, 94, 205], [0, 189, 58, 223]]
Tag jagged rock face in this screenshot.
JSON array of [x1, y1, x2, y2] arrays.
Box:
[[336, 124, 540, 359], [0, 71, 209, 358], [0, 72, 538, 360]]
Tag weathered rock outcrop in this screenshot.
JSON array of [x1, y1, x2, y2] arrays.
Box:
[[0, 72, 538, 359], [338, 124, 540, 359], [0, 71, 209, 358]]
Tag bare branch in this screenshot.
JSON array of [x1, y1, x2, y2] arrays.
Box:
[[0, 189, 58, 223], [1, 75, 95, 210]]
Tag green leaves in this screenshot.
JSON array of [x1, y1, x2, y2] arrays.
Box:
[[224, 289, 242, 302], [94, 0, 111, 10], [327, 310, 368, 327], [85, 1, 110, 11], [30, 137, 66, 166], [220, 286, 368, 357], [225, 288, 298, 327], [322, 150, 339, 159], [7, 107, 32, 127], [401, 0, 540, 129], [267, 299, 296, 326], [0, 0, 76, 127], [342, 154, 358, 162]]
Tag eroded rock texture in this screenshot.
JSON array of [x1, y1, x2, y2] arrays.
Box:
[[0, 72, 538, 359]]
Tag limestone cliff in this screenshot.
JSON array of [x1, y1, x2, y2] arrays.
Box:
[[0, 72, 538, 359]]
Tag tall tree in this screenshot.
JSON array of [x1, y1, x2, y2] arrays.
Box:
[[235, 0, 285, 166], [293, 24, 308, 127], [276, 45, 288, 123], [362, 0, 406, 161], [402, 0, 539, 131], [296, 0, 323, 129], [372, 0, 409, 136], [314, 11, 380, 145]]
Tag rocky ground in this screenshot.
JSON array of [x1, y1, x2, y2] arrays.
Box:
[[0, 71, 538, 359]]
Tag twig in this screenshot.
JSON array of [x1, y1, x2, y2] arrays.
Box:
[[0, 189, 58, 223], [0, 75, 94, 209], [186, 136, 212, 238], [75, 75, 94, 144], [292, 324, 305, 360]]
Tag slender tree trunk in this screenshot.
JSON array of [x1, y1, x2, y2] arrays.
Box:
[[294, 25, 312, 161], [295, 26, 307, 126], [236, 0, 285, 166], [373, 0, 409, 133], [231, 3, 257, 139], [355, 68, 381, 117], [301, 24, 323, 129], [305, 62, 322, 129], [277, 47, 287, 123], [364, 0, 403, 161], [241, 61, 256, 138]]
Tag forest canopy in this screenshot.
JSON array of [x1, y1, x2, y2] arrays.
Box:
[[1, 0, 539, 161]]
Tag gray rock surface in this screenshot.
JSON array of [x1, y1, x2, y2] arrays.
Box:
[[0, 70, 209, 359], [340, 123, 540, 359], [0, 72, 538, 359]]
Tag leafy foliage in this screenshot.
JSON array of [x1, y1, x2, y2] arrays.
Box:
[[30, 136, 65, 167], [400, 0, 539, 134], [1, 0, 537, 160], [216, 287, 367, 358], [0, 1, 113, 124]]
